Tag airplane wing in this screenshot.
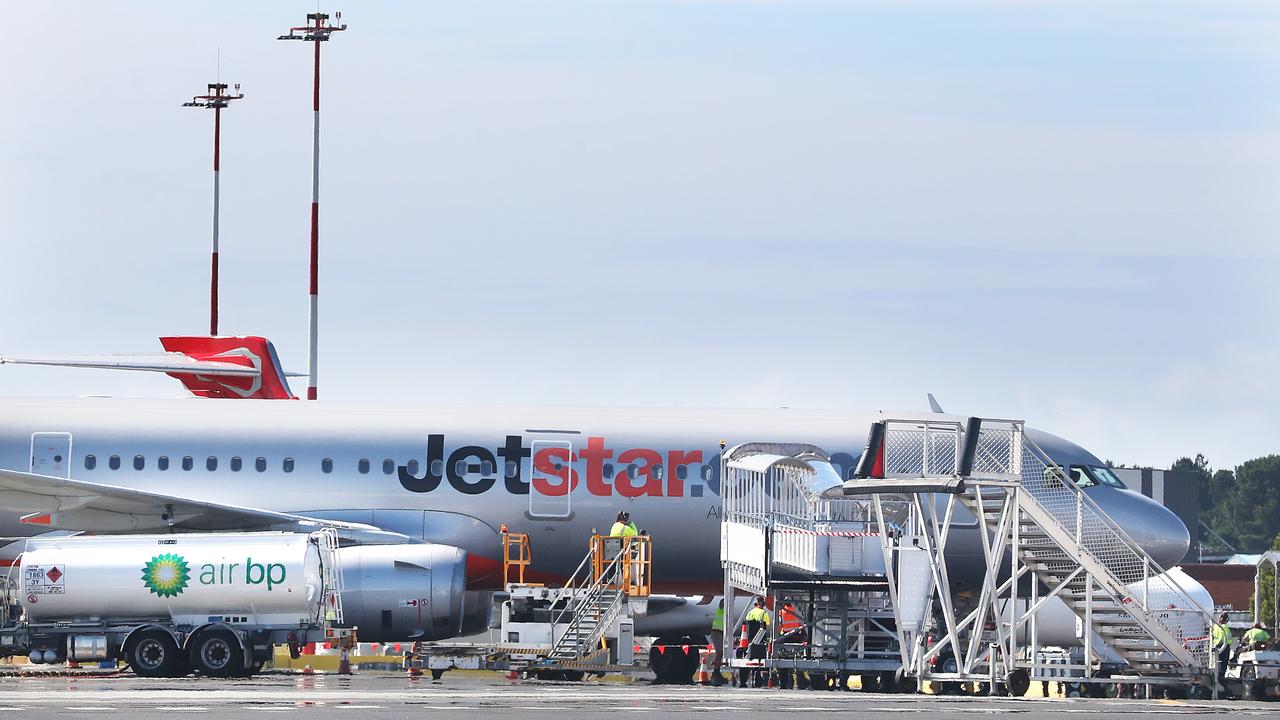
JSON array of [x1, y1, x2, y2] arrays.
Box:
[[0, 467, 413, 545]]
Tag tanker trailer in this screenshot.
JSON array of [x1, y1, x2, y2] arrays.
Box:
[[0, 530, 342, 677]]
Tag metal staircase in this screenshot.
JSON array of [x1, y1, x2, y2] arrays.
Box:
[[548, 537, 646, 662], [869, 418, 1213, 684]]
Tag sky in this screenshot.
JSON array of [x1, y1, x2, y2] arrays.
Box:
[[0, 1, 1277, 470]]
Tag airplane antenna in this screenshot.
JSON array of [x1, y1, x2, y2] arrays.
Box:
[[183, 76, 245, 336], [279, 11, 346, 400]]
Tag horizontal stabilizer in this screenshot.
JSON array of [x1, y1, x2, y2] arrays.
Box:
[[159, 336, 296, 399], [0, 353, 260, 376]]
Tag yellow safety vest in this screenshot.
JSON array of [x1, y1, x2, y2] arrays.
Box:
[[1212, 623, 1232, 647], [1244, 627, 1271, 645], [745, 607, 770, 625], [711, 607, 724, 632], [609, 522, 637, 537]]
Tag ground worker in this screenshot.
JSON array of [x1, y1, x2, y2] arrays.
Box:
[[609, 511, 638, 537], [708, 599, 725, 686], [743, 596, 771, 687], [1211, 613, 1232, 677], [778, 601, 804, 643], [1244, 621, 1272, 648]]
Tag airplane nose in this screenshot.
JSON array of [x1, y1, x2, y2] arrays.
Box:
[[1087, 486, 1190, 568]]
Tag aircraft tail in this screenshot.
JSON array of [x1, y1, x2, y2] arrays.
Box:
[[159, 336, 296, 399]]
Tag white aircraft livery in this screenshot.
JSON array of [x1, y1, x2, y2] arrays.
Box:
[[0, 381, 1193, 652]]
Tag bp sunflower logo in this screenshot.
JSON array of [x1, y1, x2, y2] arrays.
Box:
[[141, 553, 191, 598]]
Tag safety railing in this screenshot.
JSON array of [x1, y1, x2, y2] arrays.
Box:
[[592, 535, 652, 597], [501, 526, 533, 586], [549, 537, 636, 660], [315, 528, 344, 626], [1012, 430, 1213, 668]]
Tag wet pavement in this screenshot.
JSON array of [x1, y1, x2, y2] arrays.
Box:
[[0, 672, 1273, 719]]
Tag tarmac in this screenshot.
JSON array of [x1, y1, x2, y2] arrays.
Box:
[[0, 672, 1274, 719]]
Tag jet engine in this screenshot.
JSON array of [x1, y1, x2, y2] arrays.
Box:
[[337, 543, 467, 642]]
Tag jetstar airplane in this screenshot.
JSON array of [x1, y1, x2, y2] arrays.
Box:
[[0, 335, 1199, 680]]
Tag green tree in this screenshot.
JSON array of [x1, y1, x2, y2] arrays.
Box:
[[1228, 455, 1280, 552], [1172, 453, 1213, 516]]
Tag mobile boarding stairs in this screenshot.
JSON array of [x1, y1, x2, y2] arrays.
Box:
[[405, 529, 651, 679], [720, 418, 1217, 695]]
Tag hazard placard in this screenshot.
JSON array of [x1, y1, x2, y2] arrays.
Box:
[[25, 565, 66, 595]]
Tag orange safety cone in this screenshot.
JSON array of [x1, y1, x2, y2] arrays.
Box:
[[338, 647, 352, 675], [301, 664, 314, 675], [695, 648, 710, 685], [407, 665, 423, 678]]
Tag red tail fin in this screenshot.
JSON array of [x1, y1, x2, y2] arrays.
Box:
[[159, 336, 296, 399]]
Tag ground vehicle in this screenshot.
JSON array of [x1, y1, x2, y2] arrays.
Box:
[[0, 531, 343, 677], [1225, 644, 1280, 700]]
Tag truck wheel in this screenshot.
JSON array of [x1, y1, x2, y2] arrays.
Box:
[[128, 630, 180, 678], [1005, 669, 1031, 697], [192, 630, 244, 678], [1242, 665, 1263, 700]]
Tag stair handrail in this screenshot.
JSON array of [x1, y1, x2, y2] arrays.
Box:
[[549, 541, 630, 659], [1006, 428, 1214, 666]]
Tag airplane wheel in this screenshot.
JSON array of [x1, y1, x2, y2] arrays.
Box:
[[861, 673, 882, 693], [127, 630, 180, 678]]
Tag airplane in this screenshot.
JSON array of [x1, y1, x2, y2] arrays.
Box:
[[0, 336, 1197, 683]]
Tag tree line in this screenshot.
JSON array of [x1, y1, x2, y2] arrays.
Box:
[[1169, 453, 1280, 554]]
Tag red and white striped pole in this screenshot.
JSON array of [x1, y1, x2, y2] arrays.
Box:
[[280, 12, 345, 400], [184, 82, 243, 337]]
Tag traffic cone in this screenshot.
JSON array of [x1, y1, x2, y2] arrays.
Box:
[[338, 647, 352, 675], [407, 665, 423, 678], [301, 664, 314, 675], [696, 648, 710, 685]]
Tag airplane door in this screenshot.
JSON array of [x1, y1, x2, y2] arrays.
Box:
[[30, 432, 73, 478], [528, 440, 573, 519]]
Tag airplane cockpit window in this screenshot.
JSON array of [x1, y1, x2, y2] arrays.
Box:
[[158, 456, 169, 471], [358, 459, 370, 474], [182, 456, 194, 471], [1067, 465, 1128, 489], [109, 455, 120, 470], [383, 459, 395, 475], [322, 458, 334, 473], [133, 455, 145, 471], [206, 457, 218, 471], [256, 457, 267, 472], [84, 454, 96, 470], [1088, 466, 1126, 488], [283, 458, 295, 473], [230, 457, 243, 472]]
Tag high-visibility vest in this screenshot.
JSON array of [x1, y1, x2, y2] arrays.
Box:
[[745, 607, 770, 625], [1212, 623, 1232, 647], [780, 606, 802, 632], [1245, 627, 1271, 645], [609, 522, 637, 537], [711, 606, 724, 632]]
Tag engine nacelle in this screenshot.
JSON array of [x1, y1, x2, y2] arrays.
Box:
[[337, 543, 467, 642]]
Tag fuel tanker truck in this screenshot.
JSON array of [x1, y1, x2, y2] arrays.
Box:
[[0, 531, 345, 677]]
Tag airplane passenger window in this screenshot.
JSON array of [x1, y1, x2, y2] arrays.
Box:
[[230, 457, 242, 472], [701, 464, 714, 482], [283, 458, 295, 473], [382, 459, 395, 475], [430, 459, 444, 476], [157, 456, 169, 471], [481, 460, 494, 476], [676, 465, 688, 480], [207, 457, 218, 471], [133, 455, 145, 471], [652, 465, 664, 480], [358, 459, 370, 474], [603, 463, 614, 479], [625, 465, 637, 479], [504, 460, 518, 478], [406, 459, 419, 475], [454, 460, 467, 476], [255, 457, 267, 472], [84, 455, 96, 470], [182, 456, 193, 471], [322, 458, 334, 473], [109, 455, 120, 470]]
